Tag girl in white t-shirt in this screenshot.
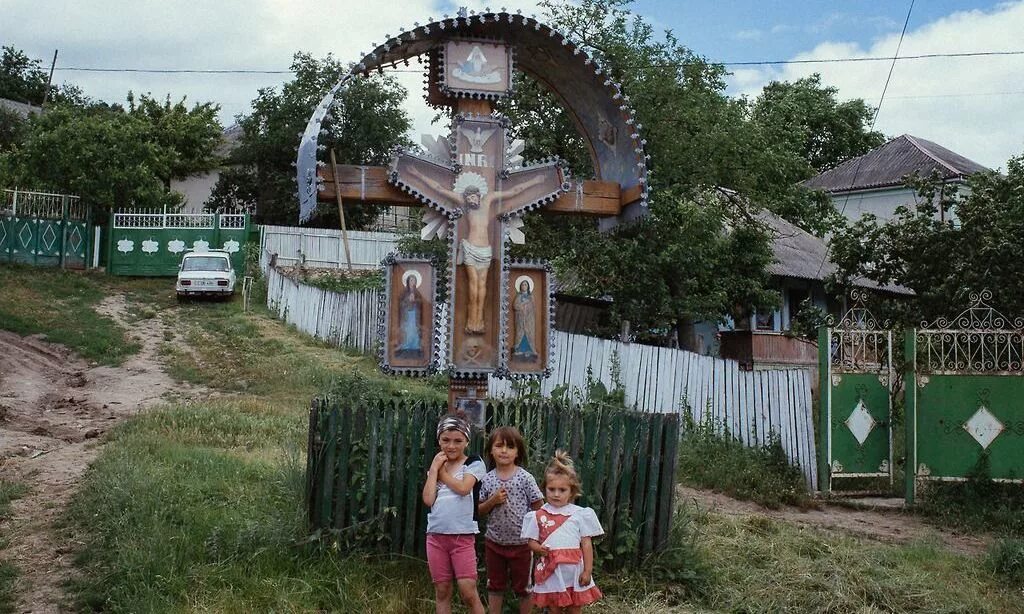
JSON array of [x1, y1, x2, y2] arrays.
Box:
[[521, 451, 604, 613], [422, 413, 486, 614]]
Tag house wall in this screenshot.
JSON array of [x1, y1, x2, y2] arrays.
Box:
[[830, 182, 969, 224], [171, 171, 221, 214]]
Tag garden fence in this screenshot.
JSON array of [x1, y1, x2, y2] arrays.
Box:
[[307, 398, 680, 563]]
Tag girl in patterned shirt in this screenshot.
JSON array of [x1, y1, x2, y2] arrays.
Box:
[[478, 426, 544, 614]]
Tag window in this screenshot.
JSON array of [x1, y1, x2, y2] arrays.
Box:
[[183, 256, 230, 272]]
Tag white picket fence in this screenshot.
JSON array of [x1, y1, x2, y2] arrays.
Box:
[[490, 333, 818, 489], [260, 224, 400, 270], [265, 264, 380, 353], [261, 256, 818, 490]]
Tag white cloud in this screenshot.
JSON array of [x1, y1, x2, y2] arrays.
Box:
[[727, 2, 1024, 169], [4, 0, 542, 138]]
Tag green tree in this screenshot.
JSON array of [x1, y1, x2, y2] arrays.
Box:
[[207, 52, 412, 227], [829, 158, 1024, 323], [6, 105, 181, 211], [751, 74, 885, 174], [127, 92, 222, 187], [0, 46, 85, 106]]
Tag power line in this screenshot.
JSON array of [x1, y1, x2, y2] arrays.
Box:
[[52, 48, 1024, 75]]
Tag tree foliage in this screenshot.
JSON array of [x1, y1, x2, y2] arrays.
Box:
[[501, 0, 886, 346], [0, 45, 85, 106], [127, 92, 222, 186], [829, 159, 1024, 323], [207, 52, 412, 228]]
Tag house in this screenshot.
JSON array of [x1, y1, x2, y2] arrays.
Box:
[[803, 134, 989, 223], [171, 123, 244, 213]]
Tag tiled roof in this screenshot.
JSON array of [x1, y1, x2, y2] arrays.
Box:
[[803, 134, 989, 193]]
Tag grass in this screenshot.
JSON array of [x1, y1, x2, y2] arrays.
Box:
[[695, 510, 1023, 613], [0, 265, 138, 365], [916, 477, 1024, 537], [0, 481, 29, 614], [677, 413, 814, 509]]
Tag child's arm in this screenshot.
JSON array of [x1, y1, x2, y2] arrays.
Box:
[[529, 499, 543, 511], [527, 538, 549, 556], [421, 452, 446, 507], [437, 466, 478, 496], [579, 536, 594, 585]]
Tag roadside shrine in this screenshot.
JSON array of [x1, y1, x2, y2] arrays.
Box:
[[296, 9, 650, 407]]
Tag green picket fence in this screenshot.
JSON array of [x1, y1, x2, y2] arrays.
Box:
[[306, 399, 680, 564]]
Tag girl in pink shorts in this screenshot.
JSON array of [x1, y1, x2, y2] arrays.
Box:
[[422, 413, 486, 614]]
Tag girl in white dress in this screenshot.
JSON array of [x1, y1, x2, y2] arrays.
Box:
[[521, 451, 603, 612]]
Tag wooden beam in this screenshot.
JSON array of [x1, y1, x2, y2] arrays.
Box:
[[317, 164, 625, 216]]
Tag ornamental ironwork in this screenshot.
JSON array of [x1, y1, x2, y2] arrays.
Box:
[[829, 289, 892, 372], [917, 290, 1024, 375]]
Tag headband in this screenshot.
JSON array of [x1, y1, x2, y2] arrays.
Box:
[[437, 416, 471, 441]]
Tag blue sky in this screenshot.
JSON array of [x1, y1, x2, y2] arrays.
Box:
[[4, 0, 1022, 168]]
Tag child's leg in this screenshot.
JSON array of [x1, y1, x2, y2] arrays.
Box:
[[516, 593, 533, 614], [456, 577, 485, 614], [487, 592, 504, 614], [433, 582, 454, 614], [484, 539, 509, 614]]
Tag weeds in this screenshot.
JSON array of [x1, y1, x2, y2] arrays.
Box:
[[677, 410, 812, 509], [987, 539, 1024, 586]]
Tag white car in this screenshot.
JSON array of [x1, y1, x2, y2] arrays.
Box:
[[176, 251, 236, 300]]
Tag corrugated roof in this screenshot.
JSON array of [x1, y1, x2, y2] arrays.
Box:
[[761, 210, 913, 295], [803, 134, 989, 193]]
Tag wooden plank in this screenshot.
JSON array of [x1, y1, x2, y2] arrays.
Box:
[[333, 405, 353, 530], [656, 414, 680, 551], [602, 412, 626, 546], [631, 416, 651, 532], [389, 404, 405, 550], [318, 165, 624, 216], [642, 413, 664, 556], [615, 414, 639, 556], [365, 403, 381, 524], [306, 402, 320, 526], [318, 408, 338, 527]]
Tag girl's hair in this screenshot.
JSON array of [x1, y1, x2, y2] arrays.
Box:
[[543, 450, 582, 500], [484, 426, 528, 467], [436, 411, 471, 442]]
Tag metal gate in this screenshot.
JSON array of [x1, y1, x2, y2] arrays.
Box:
[[819, 291, 894, 492], [905, 290, 1024, 502], [1, 189, 90, 269], [107, 211, 249, 276]]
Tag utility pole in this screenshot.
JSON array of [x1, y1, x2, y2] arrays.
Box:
[[41, 49, 58, 107]]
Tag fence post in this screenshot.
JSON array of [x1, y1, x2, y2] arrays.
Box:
[[59, 195, 68, 269], [107, 211, 115, 273], [904, 328, 918, 505], [817, 326, 831, 494], [11, 187, 17, 217]]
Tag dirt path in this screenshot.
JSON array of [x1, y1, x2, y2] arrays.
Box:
[[678, 486, 990, 556], [0, 295, 198, 613]]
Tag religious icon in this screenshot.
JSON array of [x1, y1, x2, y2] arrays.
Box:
[[383, 257, 436, 373], [504, 265, 550, 375], [456, 397, 486, 430], [443, 40, 512, 97], [511, 276, 538, 362], [396, 270, 423, 358]]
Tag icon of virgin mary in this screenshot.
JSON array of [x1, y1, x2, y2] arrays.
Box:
[[511, 275, 538, 362], [396, 270, 424, 358]]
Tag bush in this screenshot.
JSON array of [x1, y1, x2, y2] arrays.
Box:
[[987, 539, 1024, 585], [677, 409, 812, 509]]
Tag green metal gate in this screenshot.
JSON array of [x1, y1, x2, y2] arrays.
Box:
[[819, 291, 894, 492], [905, 290, 1024, 502], [1, 190, 90, 269], [107, 211, 250, 276]]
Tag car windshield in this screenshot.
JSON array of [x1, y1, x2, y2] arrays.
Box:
[[182, 256, 230, 272]]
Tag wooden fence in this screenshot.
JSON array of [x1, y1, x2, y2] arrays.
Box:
[[307, 398, 680, 563], [267, 263, 818, 490], [491, 333, 818, 490], [265, 264, 380, 353], [260, 224, 400, 270]]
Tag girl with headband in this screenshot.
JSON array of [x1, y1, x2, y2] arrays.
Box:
[[422, 412, 486, 614]]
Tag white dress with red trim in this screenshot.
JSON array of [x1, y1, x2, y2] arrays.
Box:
[[521, 503, 604, 608]]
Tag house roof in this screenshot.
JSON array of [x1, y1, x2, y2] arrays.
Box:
[[803, 134, 989, 193], [216, 123, 244, 158], [0, 97, 44, 119], [761, 210, 913, 295]]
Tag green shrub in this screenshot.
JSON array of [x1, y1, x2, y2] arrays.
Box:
[[987, 539, 1024, 585], [916, 456, 1024, 535]]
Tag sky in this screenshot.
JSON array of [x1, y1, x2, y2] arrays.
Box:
[[4, 0, 1022, 169]]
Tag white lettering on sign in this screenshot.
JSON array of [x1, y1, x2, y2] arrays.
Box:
[[458, 153, 491, 168]]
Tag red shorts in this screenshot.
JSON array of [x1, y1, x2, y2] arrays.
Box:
[[484, 539, 532, 596], [426, 534, 478, 583]]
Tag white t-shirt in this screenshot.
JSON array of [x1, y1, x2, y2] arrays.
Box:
[[426, 457, 487, 535]]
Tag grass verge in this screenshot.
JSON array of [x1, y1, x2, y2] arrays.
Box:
[[0, 266, 137, 365], [677, 414, 813, 509], [0, 480, 29, 614]]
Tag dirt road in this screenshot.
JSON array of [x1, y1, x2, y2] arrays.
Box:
[[0, 295, 195, 613]]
